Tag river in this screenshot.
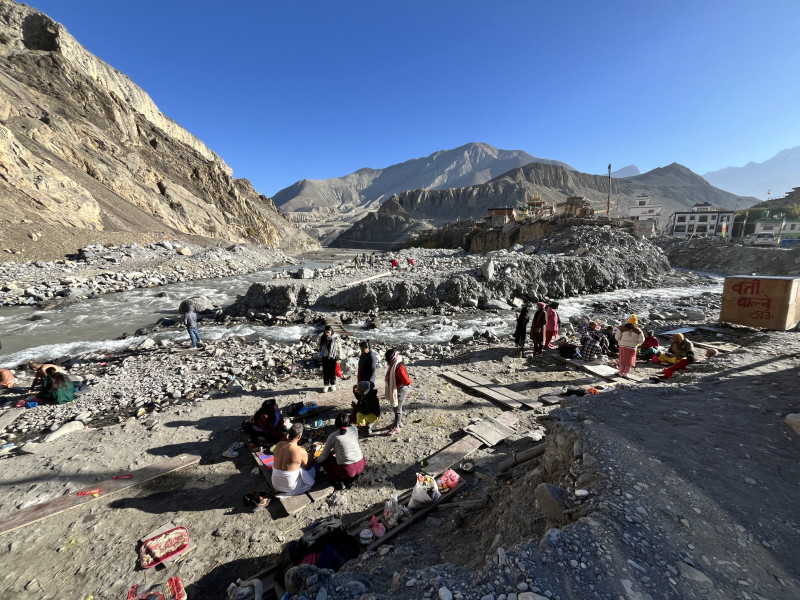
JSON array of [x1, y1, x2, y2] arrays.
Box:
[[0, 258, 724, 368]]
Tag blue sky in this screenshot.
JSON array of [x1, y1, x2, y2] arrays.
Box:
[[24, 0, 800, 197]]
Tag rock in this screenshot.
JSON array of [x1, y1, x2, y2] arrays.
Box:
[[534, 483, 567, 524], [518, 593, 548, 600], [676, 561, 713, 585], [138, 338, 156, 350], [177, 247, 192, 256], [179, 296, 215, 313], [481, 259, 495, 280], [485, 299, 512, 311], [160, 241, 174, 251], [439, 587, 453, 600], [42, 420, 85, 442], [296, 268, 314, 279], [785, 414, 800, 436]]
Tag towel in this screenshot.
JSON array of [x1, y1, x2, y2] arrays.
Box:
[[271, 466, 316, 497]]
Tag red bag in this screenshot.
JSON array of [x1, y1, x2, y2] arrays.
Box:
[[335, 363, 343, 379]]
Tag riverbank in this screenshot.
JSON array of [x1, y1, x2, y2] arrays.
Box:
[[0, 323, 798, 600]]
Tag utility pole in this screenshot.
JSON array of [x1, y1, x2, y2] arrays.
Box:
[[607, 164, 611, 216]]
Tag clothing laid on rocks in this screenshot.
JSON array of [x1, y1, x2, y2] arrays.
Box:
[[357, 350, 378, 383], [271, 466, 316, 497]]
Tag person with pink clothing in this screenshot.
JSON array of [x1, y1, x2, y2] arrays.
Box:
[[615, 315, 645, 378], [545, 302, 560, 349]]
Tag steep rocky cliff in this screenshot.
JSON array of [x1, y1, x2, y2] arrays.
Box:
[[327, 196, 433, 249], [0, 0, 318, 257]]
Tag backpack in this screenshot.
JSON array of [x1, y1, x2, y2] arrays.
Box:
[[277, 518, 359, 576], [559, 343, 581, 359]]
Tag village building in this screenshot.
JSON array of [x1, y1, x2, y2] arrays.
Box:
[[665, 202, 735, 239], [555, 196, 594, 218], [484, 207, 517, 228], [626, 195, 662, 237], [525, 197, 555, 220], [753, 217, 800, 240]]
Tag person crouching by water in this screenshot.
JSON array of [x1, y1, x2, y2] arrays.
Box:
[[384, 348, 411, 436], [316, 411, 366, 490], [36, 367, 74, 404], [271, 423, 318, 497], [318, 325, 342, 393], [529, 301, 547, 356], [513, 303, 530, 357], [242, 398, 285, 447], [352, 381, 381, 435], [184, 305, 202, 348], [615, 315, 644, 378]]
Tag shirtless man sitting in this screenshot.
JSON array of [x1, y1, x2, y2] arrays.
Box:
[[29, 362, 64, 392], [271, 423, 317, 497]]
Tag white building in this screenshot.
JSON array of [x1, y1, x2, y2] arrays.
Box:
[[627, 195, 662, 237], [666, 203, 735, 238]]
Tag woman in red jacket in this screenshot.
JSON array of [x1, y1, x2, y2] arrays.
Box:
[[384, 348, 412, 436]]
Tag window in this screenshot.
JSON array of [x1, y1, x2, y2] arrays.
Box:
[[677, 215, 687, 222], [763, 225, 774, 231], [638, 201, 647, 206], [674, 226, 686, 232], [689, 216, 696, 221], [710, 215, 717, 220], [699, 216, 708, 222], [696, 225, 707, 233], [791, 224, 797, 230]]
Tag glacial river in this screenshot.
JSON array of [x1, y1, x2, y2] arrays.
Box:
[[0, 259, 723, 368]]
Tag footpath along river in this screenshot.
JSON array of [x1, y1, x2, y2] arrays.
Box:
[[0, 243, 724, 368]]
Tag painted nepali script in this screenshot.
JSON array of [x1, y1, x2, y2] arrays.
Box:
[[731, 279, 773, 320]]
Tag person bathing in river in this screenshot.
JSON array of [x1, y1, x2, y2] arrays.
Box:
[[357, 340, 378, 384], [352, 380, 381, 434], [316, 411, 366, 490], [513, 303, 530, 357], [242, 398, 285, 447], [318, 325, 342, 393], [384, 348, 411, 436], [271, 423, 318, 496], [615, 315, 645, 378], [0, 369, 17, 389], [529, 301, 547, 356]]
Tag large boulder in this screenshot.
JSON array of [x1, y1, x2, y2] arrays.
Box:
[[236, 283, 318, 316], [179, 296, 215, 313]]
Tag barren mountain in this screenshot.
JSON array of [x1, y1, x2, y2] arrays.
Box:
[[273, 142, 573, 244], [334, 162, 757, 248], [703, 146, 800, 199], [0, 0, 318, 259]]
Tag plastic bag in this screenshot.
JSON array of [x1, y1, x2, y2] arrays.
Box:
[[407, 473, 441, 510], [370, 515, 386, 538], [335, 362, 343, 379], [383, 493, 401, 527], [438, 468, 460, 490]]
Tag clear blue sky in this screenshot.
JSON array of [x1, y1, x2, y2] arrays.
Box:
[[24, 0, 800, 196]]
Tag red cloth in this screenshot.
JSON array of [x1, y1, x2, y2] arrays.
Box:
[[321, 456, 366, 481], [390, 259, 399, 268], [618, 347, 636, 375], [663, 358, 691, 378], [394, 363, 412, 387], [641, 336, 659, 349]]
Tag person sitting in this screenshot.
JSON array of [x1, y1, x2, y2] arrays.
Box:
[[271, 423, 318, 497], [242, 399, 285, 447], [639, 330, 660, 360], [581, 321, 609, 364], [0, 368, 17, 389], [660, 333, 696, 379], [352, 381, 381, 434], [316, 412, 366, 490], [29, 362, 64, 392], [603, 326, 620, 355], [36, 367, 74, 404]]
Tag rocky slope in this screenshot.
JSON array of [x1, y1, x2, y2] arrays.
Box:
[[653, 236, 800, 276], [0, 0, 318, 258], [332, 163, 756, 248], [327, 196, 435, 249]]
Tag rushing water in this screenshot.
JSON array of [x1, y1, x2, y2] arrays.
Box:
[[0, 260, 724, 368]]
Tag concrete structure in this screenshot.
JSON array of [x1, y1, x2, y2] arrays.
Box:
[[666, 203, 735, 239], [524, 198, 555, 220], [485, 207, 517, 228], [754, 218, 800, 240], [627, 195, 662, 237], [555, 197, 594, 218]]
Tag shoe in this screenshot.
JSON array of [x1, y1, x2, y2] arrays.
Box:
[[388, 427, 400, 436], [330, 385, 337, 392], [366, 425, 373, 436], [253, 495, 269, 510], [333, 481, 345, 491], [397, 421, 404, 429], [322, 385, 329, 393]]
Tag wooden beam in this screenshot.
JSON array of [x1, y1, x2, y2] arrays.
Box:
[[343, 271, 392, 288], [441, 372, 522, 409], [0, 454, 201, 536]]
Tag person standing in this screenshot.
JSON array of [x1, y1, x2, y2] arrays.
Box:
[[384, 348, 411, 435], [615, 315, 645, 378], [357, 340, 379, 383], [316, 411, 366, 489], [318, 325, 342, 392], [369, 252, 375, 269], [545, 302, 560, 349], [184, 305, 202, 348], [513, 304, 530, 357], [529, 302, 547, 356]]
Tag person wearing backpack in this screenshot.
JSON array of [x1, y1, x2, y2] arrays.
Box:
[[384, 348, 411, 436]]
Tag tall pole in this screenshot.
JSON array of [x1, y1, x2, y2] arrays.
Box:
[[607, 164, 611, 216]]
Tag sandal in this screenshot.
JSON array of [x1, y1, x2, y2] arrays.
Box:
[[388, 427, 400, 436]]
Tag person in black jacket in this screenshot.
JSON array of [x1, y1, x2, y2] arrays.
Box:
[[356, 340, 378, 383], [351, 381, 381, 435]]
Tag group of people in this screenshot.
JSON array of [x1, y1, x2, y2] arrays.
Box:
[[352, 252, 376, 269], [0, 362, 75, 405], [514, 301, 560, 357]]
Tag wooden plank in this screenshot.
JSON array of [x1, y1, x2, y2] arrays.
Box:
[[441, 373, 521, 409], [343, 271, 392, 288], [0, 407, 24, 432], [454, 372, 542, 408], [0, 454, 201, 536], [464, 417, 516, 447], [552, 356, 643, 383], [278, 481, 335, 515], [539, 395, 563, 406]]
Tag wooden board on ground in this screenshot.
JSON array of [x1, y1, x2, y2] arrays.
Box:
[[455, 372, 541, 407], [324, 317, 353, 338], [343, 271, 391, 288], [423, 411, 518, 476], [0, 407, 23, 432], [553, 356, 643, 383], [657, 333, 738, 353], [0, 454, 201, 536], [278, 480, 335, 515], [464, 416, 516, 447], [539, 395, 563, 406], [441, 372, 522, 409]]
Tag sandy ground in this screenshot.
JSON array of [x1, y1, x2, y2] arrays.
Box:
[[0, 327, 798, 600]]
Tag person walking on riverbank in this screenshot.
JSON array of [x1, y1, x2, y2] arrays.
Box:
[[384, 348, 411, 436], [357, 340, 378, 383], [513, 304, 530, 357], [318, 325, 342, 393], [184, 305, 202, 348], [615, 315, 644, 378], [529, 301, 547, 356], [545, 302, 560, 349]]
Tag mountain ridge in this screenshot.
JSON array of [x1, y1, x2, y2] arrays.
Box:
[[703, 146, 800, 199]]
